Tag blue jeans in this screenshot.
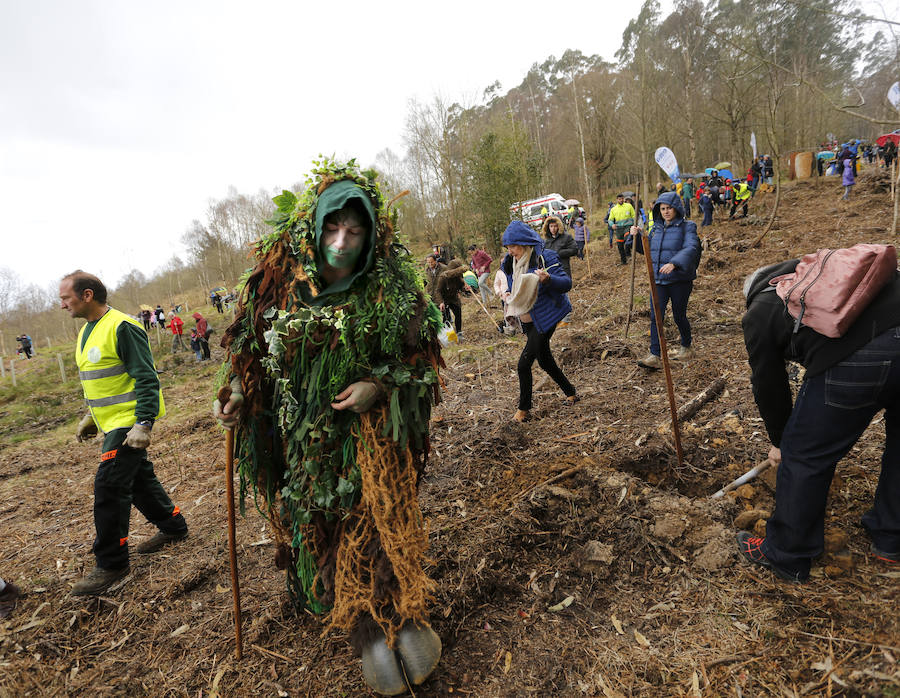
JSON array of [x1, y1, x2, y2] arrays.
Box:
[[649, 281, 692, 356], [762, 326, 900, 575]]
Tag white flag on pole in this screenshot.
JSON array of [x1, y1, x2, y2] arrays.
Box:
[[888, 82, 900, 110], [750, 132, 758, 159], [654, 147, 681, 183]]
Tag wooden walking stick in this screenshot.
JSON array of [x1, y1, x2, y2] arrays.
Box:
[[624, 185, 640, 339], [467, 285, 500, 328], [640, 231, 684, 467], [217, 385, 243, 660]]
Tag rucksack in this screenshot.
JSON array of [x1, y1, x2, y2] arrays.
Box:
[[770, 244, 897, 338]]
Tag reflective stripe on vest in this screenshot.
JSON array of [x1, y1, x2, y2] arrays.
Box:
[[75, 308, 164, 433], [79, 365, 128, 380]]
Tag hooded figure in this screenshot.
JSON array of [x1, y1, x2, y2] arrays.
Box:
[[436, 259, 467, 335], [215, 160, 444, 695], [500, 221, 578, 422], [636, 191, 701, 369]]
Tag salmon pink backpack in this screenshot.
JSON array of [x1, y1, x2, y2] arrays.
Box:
[[770, 244, 897, 338]]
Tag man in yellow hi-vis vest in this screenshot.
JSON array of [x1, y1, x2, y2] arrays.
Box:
[[60, 270, 188, 596], [729, 179, 752, 219]]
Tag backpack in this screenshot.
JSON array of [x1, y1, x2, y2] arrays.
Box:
[[770, 244, 897, 338]]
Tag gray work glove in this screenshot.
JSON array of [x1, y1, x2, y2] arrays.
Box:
[[75, 414, 98, 442], [124, 423, 152, 449], [213, 376, 244, 429]]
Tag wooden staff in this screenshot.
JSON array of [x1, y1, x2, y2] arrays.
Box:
[[466, 284, 500, 328], [217, 385, 243, 660], [584, 224, 592, 278], [640, 231, 684, 466], [624, 185, 640, 339]]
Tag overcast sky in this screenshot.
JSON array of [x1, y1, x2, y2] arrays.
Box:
[[0, 0, 652, 293]]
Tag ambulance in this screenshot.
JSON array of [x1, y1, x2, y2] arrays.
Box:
[[509, 193, 568, 228]]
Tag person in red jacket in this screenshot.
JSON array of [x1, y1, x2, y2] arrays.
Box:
[[192, 312, 211, 360], [467, 244, 494, 306], [168, 311, 186, 353]]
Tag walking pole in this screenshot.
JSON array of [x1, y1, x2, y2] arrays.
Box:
[[624, 185, 640, 339], [640, 231, 684, 467], [218, 385, 243, 660], [584, 228, 592, 279], [467, 286, 500, 328]]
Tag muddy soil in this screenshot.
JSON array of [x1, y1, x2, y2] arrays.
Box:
[[1, 173, 898, 697]]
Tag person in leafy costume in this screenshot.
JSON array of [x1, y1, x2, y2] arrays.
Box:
[[214, 158, 444, 695]]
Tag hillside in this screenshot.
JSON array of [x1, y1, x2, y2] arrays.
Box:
[[1, 171, 898, 697]]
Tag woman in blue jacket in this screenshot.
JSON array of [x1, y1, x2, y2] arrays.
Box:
[[633, 191, 701, 369], [500, 221, 578, 422]]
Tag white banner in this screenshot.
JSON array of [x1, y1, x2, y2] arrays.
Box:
[[654, 147, 681, 183], [750, 132, 757, 159], [888, 82, 900, 110]]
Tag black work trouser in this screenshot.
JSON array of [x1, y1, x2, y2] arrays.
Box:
[[762, 327, 900, 575], [93, 428, 187, 569], [729, 201, 748, 218], [615, 239, 629, 264], [517, 321, 576, 411], [199, 336, 211, 360]]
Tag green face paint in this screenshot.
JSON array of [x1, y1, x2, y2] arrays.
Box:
[[322, 242, 362, 269]]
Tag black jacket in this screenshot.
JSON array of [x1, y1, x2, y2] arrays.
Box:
[[742, 260, 900, 445], [542, 216, 578, 279]]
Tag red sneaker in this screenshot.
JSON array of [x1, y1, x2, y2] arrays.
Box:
[[736, 532, 807, 582], [870, 543, 899, 564]]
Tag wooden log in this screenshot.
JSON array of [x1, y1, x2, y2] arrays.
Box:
[[635, 375, 727, 446]]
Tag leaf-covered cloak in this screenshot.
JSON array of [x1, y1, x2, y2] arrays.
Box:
[[221, 158, 443, 640]]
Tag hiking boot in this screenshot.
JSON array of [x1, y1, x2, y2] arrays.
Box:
[[561, 394, 580, 406], [670, 346, 695, 361], [513, 410, 530, 423], [870, 543, 900, 564], [736, 532, 807, 582], [135, 530, 188, 554], [71, 566, 130, 596], [638, 354, 661, 370]]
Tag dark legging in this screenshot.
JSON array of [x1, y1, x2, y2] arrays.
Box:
[[517, 321, 576, 410], [442, 301, 462, 334]]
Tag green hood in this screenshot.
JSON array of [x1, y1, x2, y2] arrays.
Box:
[[313, 180, 378, 302]]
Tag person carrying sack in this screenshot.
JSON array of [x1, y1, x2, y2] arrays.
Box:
[[499, 221, 578, 423]]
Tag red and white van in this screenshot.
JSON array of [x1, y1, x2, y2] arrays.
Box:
[[509, 193, 568, 228]]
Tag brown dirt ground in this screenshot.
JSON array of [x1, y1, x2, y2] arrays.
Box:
[[1, 171, 899, 697]]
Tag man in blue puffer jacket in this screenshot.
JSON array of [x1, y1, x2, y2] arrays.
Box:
[[500, 221, 578, 422], [633, 191, 701, 369]]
